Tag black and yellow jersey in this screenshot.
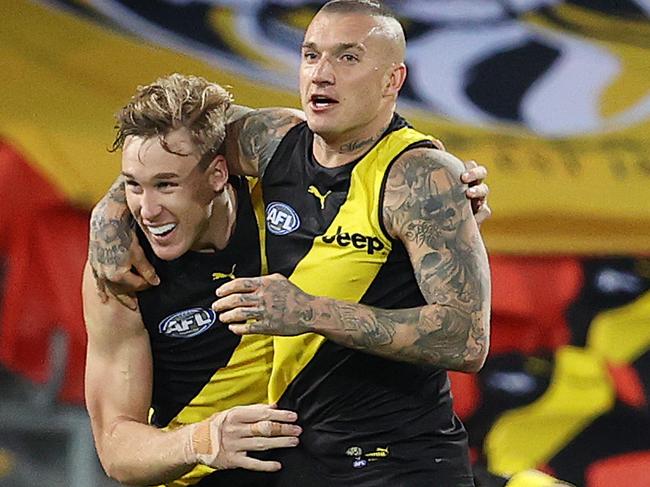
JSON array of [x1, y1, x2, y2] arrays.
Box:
[[260, 115, 473, 485], [137, 177, 272, 487]]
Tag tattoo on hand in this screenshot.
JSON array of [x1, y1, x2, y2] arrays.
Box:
[[250, 279, 318, 335]]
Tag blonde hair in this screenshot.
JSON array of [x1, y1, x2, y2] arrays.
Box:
[[111, 73, 233, 162]]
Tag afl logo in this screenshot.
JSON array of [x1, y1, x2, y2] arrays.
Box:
[[266, 202, 300, 235], [159, 308, 217, 338]]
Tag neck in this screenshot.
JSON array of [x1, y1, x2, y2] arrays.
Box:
[[312, 111, 394, 168], [198, 183, 238, 252]]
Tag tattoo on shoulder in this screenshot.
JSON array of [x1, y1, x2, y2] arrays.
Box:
[[240, 110, 300, 176], [225, 104, 254, 124], [383, 150, 468, 239]]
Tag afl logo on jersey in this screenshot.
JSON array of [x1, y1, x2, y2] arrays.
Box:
[[266, 202, 300, 235], [159, 308, 217, 338]]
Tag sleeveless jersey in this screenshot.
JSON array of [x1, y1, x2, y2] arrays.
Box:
[[261, 115, 472, 484], [137, 177, 272, 487]]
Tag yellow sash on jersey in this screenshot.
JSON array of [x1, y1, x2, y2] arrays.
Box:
[[155, 334, 272, 486], [268, 127, 434, 403]]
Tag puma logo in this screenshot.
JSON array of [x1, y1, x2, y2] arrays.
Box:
[[212, 264, 236, 281], [308, 185, 332, 210]]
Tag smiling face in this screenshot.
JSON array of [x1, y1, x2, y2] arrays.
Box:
[[122, 128, 226, 261], [299, 10, 406, 145]]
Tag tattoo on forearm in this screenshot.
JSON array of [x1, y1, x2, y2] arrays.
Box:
[[89, 179, 134, 269], [322, 301, 474, 369], [107, 177, 127, 204], [334, 304, 395, 348]]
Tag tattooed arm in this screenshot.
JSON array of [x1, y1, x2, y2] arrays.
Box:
[[362, 148, 490, 370], [88, 176, 159, 309], [223, 107, 305, 177], [213, 148, 490, 372]]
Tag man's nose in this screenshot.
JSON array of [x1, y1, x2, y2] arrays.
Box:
[[139, 191, 162, 220], [311, 56, 335, 85]]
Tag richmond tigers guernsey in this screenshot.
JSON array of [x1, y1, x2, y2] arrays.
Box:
[[136, 177, 273, 487], [260, 115, 474, 486]]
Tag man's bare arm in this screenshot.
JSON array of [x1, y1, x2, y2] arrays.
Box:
[[88, 177, 159, 309], [213, 148, 491, 372], [224, 107, 305, 177], [83, 264, 302, 485], [83, 262, 192, 484], [360, 148, 490, 370], [87, 107, 303, 301], [89, 102, 488, 300]]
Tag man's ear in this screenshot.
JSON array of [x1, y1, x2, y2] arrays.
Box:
[[384, 63, 407, 97], [207, 154, 229, 192]]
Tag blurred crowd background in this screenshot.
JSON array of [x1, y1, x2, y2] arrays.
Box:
[[1, 1, 649, 485]]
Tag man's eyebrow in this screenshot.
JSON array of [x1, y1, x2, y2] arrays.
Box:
[[152, 173, 179, 179], [336, 42, 365, 52], [301, 41, 365, 52], [120, 171, 179, 179]]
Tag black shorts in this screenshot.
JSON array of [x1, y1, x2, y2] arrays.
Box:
[[235, 431, 474, 487], [271, 446, 474, 487]]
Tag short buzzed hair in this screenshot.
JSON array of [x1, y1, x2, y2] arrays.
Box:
[[320, 0, 397, 20], [318, 0, 405, 62]]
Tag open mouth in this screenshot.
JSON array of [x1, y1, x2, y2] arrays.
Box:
[[310, 94, 338, 109], [147, 223, 176, 238]]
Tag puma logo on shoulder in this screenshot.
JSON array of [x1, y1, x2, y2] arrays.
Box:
[[308, 185, 332, 210], [212, 264, 236, 281]]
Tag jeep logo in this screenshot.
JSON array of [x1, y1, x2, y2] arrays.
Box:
[[321, 226, 385, 255], [159, 308, 217, 338]]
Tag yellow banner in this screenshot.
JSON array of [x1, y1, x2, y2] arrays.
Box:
[[2, 0, 649, 254]]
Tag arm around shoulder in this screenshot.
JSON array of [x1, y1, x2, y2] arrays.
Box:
[[224, 107, 304, 177]]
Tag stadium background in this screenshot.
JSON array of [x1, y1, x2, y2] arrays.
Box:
[[1, 0, 648, 485]]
